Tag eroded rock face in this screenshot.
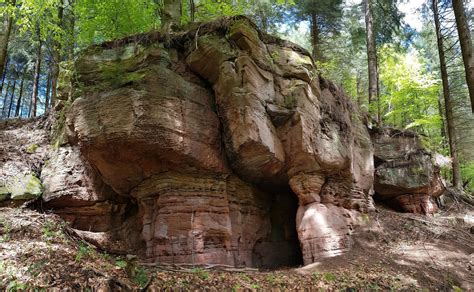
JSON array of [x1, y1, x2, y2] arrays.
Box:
[[44, 16, 377, 266], [41, 146, 143, 253], [372, 128, 445, 214]]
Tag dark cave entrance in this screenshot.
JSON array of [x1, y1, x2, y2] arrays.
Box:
[[373, 192, 404, 212], [252, 187, 303, 269]]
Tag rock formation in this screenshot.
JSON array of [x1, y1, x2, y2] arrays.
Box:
[[0, 16, 445, 268], [53, 17, 375, 266], [371, 128, 445, 214]]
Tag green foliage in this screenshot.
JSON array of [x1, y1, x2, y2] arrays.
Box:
[[99, 61, 145, 89], [41, 220, 64, 242], [461, 162, 474, 192], [75, 243, 93, 262], [75, 0, 160, 47], [6, 280, 29, 291], [0, 219, 12, 242], [323, 272, 337, 282], [115, 259, 128, 269], [132, 266, 149, 288], [378, 45, 443, 151], [191, 267, 210, 280], [25, 143, 38, 154]]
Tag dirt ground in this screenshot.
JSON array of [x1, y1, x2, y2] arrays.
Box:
[[0, 199, 472, 291]]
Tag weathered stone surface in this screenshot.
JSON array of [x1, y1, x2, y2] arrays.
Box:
[[394, 194, 438, 214], [69, 51, 227, 194], [40, 146, 144, 253], [59, 16, 377, 266], [296, 203, 355, 264], [132, 172, 300, 267], [183, 20, 374, 264], [372, 128, 445, 214], [6, 173, 43, 200], [41, 146, 115, 207]]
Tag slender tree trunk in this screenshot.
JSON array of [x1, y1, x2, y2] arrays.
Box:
[[433, 0, 462, 189], [2, 79, 11, 116], [67, 0, 75, 60], [364, 0, 380, 124], [452, 0, 474, 113], [161, 0, 182, 32], [50, 0, 64, 109], [7, 77, 16, 118], [310, 12, 321, 61], [189, 0, 195, 23], [31, 28, 42, 118], [45, 70, 51, 110], [258, 4, 268, 33], [437, 95, 447, 148], [14, 66, 26, 117], [0, 0, 16, 80], [356, 70, 363, 107], [0, 57, 9, 95]]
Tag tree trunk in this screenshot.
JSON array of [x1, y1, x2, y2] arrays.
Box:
[[0, 0, 16, 80], [161, 0, 182, 32], [310, 12, 321, 62], [45, 70, 51, 110], [437, 95, 447, 149], [189, 0, 195, 23], [433, 0, 462, 189], [7, 77, 16, 118], [67, 0, 76, 60], [14, 66, 26, 117], [2, 79, 11, 116], [452, 0, 474, 113], [50, 0, 65, 109], [0, 57, 9, 95], [356, 70, 363, 107], [31, 29, 42, 118], [258, 4, 268, 33], [364, 0, 380, 124]]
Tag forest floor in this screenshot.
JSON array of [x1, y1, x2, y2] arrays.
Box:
[[0, 201, 472, 291]]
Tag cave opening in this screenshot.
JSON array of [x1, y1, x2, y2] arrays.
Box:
[[373, 192, 404, 212], [251, 187, 303, 269]]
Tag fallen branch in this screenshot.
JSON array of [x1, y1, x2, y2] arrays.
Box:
[[140, 262, 259, 273]]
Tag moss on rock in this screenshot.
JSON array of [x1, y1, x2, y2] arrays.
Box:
[[7, 173, 43, 201]]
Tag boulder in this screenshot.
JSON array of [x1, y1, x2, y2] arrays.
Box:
[[371, 128, 445, 214], [296, 203, 356, 263], [5, 173, 43, 200]]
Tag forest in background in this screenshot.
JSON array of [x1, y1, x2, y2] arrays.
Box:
[[0, 0, 473, 192]]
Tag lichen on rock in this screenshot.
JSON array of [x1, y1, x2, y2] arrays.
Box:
[[5, 173, 43, 201]]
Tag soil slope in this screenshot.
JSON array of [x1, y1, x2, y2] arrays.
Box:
[[1, 202, 472, 290]]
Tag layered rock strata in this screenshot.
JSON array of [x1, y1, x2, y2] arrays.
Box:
[[371, 128, 445, 214], [34, 17, 378, 266]]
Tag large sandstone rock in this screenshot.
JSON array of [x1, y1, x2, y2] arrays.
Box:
[[45, 16, 376, 266], [371, 128, 445, 214]]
